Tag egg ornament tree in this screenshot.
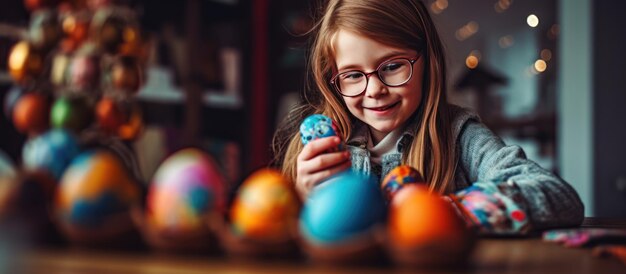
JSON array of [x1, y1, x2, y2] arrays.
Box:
[[1, 0, 148, 247]]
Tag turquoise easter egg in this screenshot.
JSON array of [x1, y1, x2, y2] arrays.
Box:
[[22, 129, 80, 181], [300, 171, 386, 244]]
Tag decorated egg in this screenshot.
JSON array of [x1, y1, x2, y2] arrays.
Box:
[[388, 185, 473, 265], [55, 150, 140, 227], [12, 92, 51, 135], [381, 165, 425, 202], [22, 129, 80, 181], [300, 114, 342, 149], [116, 103, 143, 140], [61, 12, 89, 45], [29, 9, 61, 51], [8, 41, 45, 84], [300, 171, 385, 244], [146, 148, 226, 233], [95, 97, 126, 133], [91, 8, 133, 54], [50, 52, 71, 85], [50, 95, 93, 132], [68, 53, 101, 91], [230, 168, 299, 241], [111, 56, 142, 93]]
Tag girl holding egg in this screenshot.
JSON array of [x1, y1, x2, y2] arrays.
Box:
[[272, 0, 583, 234]]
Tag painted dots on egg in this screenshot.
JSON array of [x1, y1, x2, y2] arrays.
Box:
[[381, 165, 425, 202]]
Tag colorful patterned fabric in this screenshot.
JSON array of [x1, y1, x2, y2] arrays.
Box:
[[543, 228, 626, 247], [449, 179, 531, 235]]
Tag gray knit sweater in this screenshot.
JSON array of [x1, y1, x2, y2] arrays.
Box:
[[346, 105, 584, 230]]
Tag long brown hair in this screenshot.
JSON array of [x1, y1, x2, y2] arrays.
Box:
[[271, 0, 456, 194]]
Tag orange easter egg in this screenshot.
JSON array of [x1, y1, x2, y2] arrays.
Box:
[[230, 169, 299, 241], [388, 185, 474, 265], [12, 93, 50, 134]]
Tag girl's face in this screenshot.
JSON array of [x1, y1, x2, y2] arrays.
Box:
[[333, 30, 424, 143]]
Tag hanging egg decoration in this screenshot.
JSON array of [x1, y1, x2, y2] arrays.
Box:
[[28, 9, 61, 51], [8, 41, 45, 84], [111, 56, 142, 93], [50, 95, 93, 132], [12, 92, 51, 135], [68, 50, 101, 92]]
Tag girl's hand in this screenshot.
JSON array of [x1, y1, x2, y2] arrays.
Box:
[[296, 136, 351, 198]]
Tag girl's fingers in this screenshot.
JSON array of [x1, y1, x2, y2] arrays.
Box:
[[300, 150, 350, 174], [298, 137, 341, 161], [307, 160, 352, 188], [295, 156, 351, 198]]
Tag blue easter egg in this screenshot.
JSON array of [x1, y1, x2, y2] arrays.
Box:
[[300, 171, 386, 244], [22, 129, 81, 181], [299, 114, 340, 145]]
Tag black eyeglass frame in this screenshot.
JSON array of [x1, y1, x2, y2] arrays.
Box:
[[330, 56, 421, 97]]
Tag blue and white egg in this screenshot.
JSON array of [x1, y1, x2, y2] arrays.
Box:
[[22, 129, 81, 181], [299, 114, 343, 151]]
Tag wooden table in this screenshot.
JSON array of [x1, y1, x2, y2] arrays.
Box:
[[7, 218, 626, 274]]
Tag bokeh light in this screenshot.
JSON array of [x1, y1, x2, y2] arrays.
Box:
[[541, 49, 552, 61], [534, 59, 547, 72], [465, 51, 481, 69], [455, 21, 479, 41], [527, 14, 539, 28], [499, 35, 514, 48]]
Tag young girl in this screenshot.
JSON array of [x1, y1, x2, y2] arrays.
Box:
[[272, 0, 583, 234]]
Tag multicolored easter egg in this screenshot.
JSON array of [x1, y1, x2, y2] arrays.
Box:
[[388, 185, 473, 265], [22, 129, 80, 181], [230, 168, 299, 241], [381, 165, 424, 202], [300, 171, 385, 244], [299, 114, 343, 150], [146, 148, 226, 233], [12, 92, 50, 134], [55, 150, 141, 227]]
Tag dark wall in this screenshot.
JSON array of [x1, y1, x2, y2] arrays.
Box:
[[593, 0, 626, 217]]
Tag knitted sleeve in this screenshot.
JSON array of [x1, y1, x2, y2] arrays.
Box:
[[455, 120, 584, 232]]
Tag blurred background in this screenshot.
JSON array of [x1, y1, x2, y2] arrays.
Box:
[[0, 0, 624, 217]]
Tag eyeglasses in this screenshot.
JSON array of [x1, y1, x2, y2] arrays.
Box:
[[330, 56, 420, 97]]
